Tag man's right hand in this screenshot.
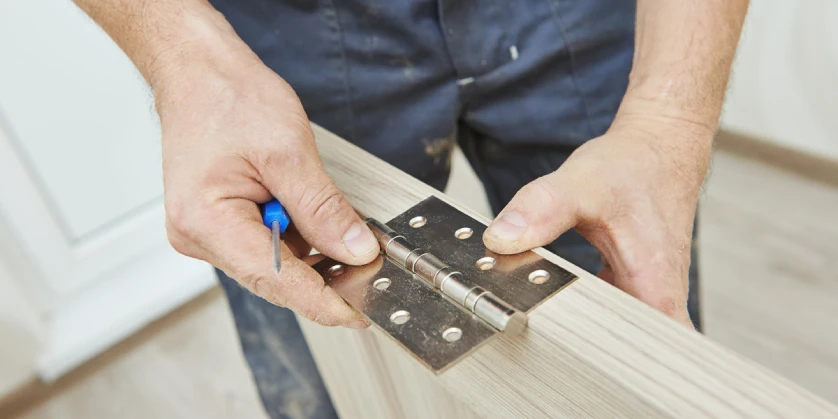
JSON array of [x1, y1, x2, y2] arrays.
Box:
[[72, 0, 377, 328], [154, 32, 378, 330]]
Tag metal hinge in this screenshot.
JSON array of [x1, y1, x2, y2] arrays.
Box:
[[312, 196, 577, 373]]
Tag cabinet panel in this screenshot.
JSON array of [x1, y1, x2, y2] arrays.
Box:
[[0, 0, 162, 241], [0, 260, 44, 397], [0, 1, 220, 383]]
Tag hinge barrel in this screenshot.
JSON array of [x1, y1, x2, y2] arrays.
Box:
[[366, 218, 527, 332]]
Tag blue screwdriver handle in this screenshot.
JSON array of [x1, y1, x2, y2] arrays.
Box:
[[261, 199, 290, 233]]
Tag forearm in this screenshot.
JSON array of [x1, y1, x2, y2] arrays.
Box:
[[616, 0, 750, 133], [73, 0, 260, 98]]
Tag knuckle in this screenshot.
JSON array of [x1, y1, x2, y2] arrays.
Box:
[[165, 199, 190, 235], [251, 126, 312, 171], [240, 271, 278, 304], [517, 178, 563, 221], [164, 200, 201, 256], [297, 182, 348, 222], [165, 223, 191, 256], [530, 177, 561, 205], [254, 149, 286, 175], [518, 178, 548, 198], [164, 197, 205, 240]]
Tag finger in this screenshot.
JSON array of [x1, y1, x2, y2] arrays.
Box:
[[302, 253, 327, 266], [483, 171, 583, 254], [271, 242, 369, 328], [627, 273, 692, 328], [596, 226, 693, 328], [595, 254, 616, 285], [282, 225, 312, 259], [601, 250, 693, 328], [596, 266, 616, 286], [192, 199, 369, 328], [256, 132, 379, 266]]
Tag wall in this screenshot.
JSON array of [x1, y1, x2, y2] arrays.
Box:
[[721, 0, 838, 160]]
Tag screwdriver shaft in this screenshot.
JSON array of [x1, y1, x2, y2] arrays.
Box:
[[271, 220, 282, 275]]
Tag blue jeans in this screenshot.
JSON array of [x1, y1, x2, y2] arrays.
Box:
[[210, 1, 701, 417]]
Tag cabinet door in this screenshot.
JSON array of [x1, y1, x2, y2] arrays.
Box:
[[0, 0, 217, 380], [0, 259, 44, 397], [0, 0, 167, 295]]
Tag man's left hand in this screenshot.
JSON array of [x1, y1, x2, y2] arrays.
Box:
[[483, 117, 714, 327]]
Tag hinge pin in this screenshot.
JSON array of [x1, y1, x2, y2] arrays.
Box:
[[366, 218, 527, 333]]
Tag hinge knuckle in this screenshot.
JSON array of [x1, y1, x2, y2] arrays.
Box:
[[366, 217, 530, 333]]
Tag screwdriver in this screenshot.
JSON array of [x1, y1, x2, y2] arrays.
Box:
[[261, 199, 290, 275]]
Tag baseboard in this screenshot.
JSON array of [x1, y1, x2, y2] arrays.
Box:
[[715, 130, 838, 188], [36, 247, 217, 382]]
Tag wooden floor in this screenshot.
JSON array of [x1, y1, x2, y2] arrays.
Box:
[[702, 151, 838, 401], [2, 290, 269, 419], [4, 148, 838, 418]]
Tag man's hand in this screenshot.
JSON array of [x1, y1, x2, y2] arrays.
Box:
[[72, 0, 378, 328], [157, 50, 379, 329], [483, 0, 748, 326], [484, 117, 713, 327]]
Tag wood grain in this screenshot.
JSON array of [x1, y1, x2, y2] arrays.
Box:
[[298, 124, 838, 418]]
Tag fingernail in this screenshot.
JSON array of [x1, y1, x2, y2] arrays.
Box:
[[345, 320, 370, 329], [343, 222, 379, 257], [487, 211, 527, 241]]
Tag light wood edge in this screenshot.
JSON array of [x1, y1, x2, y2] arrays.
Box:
[[300, 123, 838, 418], [715, 129, 838, 188]]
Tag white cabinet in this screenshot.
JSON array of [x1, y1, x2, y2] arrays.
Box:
[[0, 0, 216, 389], [0, 259, 43, 397]]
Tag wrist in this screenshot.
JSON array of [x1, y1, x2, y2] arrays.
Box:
[[612, 91, 719, 160], [606, 101, 715, 187], [615, 93, 719, 136], [617, 63, 729, 135], [146, 9, 263, 111]]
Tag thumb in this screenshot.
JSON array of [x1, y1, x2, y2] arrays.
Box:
[[484, 172, 582, 254], [260, 143, 379, 266]]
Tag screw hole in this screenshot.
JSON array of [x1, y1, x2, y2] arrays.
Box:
[[409, 216, 427, 228], [328, 265, 345, 277], [373, 278, 391, 290], [528, 270, 550, 284], [442, 327, 463, 342], [475, 256, 496, 271], [390, 310, 410, 325], [454, 227, 473, 239]]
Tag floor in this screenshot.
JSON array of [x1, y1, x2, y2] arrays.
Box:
[[4, 148, 838, 418], [1, 290, 268, 419], [701, 151, 838, 399]]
